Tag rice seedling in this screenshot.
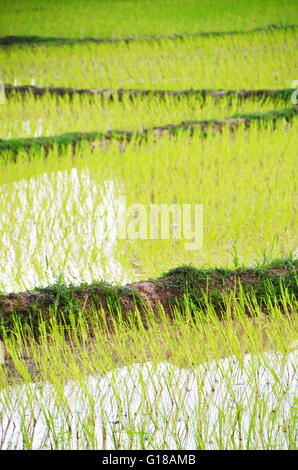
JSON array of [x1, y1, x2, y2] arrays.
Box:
[[1, 28, 296, 90], [0, 287, 297, 449], [0, 0, 296, 39], [0, 92, 292, 140], [0, 0, 297, 452]]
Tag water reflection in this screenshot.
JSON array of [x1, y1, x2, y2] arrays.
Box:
[[0, 167, 132, 293], [4, 118, 49, 139], [0, 352, 296, 449]]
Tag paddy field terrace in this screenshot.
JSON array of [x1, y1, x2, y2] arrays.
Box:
[[0, 0, 297, 450]]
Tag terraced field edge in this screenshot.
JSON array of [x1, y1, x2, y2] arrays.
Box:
[[0, 23, 296, 46], [0, 258, 297, 337], [1, 107, 297, 157]]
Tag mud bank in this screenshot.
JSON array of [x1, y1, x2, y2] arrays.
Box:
[[0, 262, 296, 336]]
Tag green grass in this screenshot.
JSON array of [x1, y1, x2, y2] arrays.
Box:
[[0, 0, 296, 39], [1, 28, 296, 90]]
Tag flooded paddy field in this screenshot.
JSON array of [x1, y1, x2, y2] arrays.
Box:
[[0, 0, 297, 451]]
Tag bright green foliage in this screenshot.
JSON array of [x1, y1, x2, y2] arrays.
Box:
[[0, 0, 296, 38], [0, 290, 297, 449], [0, 92, 292, 140], [0, 121, 296, 292], [0, 0, 297, 451], [1, 29, 296, 89]]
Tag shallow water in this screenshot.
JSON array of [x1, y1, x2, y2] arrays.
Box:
[[0, 168, 132, 292], [0, 351, 296, 449]]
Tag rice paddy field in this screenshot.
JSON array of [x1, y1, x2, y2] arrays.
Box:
[[1, 29, 296, 89], [0, 0, 297, 452]]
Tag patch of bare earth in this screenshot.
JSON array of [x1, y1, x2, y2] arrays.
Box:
[[0, 266, 296, 327]]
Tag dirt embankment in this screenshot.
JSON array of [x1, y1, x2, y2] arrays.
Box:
[[0, 264, 296, 336]]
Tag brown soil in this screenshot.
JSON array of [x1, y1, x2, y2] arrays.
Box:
[[0, 265, 296, 327]]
